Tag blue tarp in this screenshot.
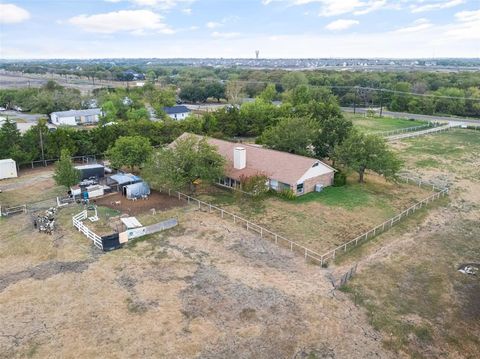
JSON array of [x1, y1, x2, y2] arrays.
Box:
[[125, 182, 150, 199]]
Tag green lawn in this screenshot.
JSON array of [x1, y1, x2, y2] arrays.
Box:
[[345, 113, 427, 133]]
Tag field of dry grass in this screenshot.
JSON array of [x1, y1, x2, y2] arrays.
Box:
[[0, 202, 394, 358], [335, 129, 480, 358]]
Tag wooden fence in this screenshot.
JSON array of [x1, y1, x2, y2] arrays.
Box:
[[72, 210, 103, 250], [0, 204, 27, 216]]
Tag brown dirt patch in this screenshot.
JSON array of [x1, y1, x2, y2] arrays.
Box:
[[94, 190, 185, 216]]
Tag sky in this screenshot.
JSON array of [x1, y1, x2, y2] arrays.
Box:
[[0, 0, 479, 59]]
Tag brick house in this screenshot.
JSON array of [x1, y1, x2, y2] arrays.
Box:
[[174, 133, 335, 196]]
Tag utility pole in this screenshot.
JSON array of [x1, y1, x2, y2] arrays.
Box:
[[353, 87, 358, 114], [39, 127, 45, 167], [379, 91, 384, 117]]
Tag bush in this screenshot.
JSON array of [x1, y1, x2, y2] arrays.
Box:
[[279, 188, 296, 200], [333, 171, 347, 187]]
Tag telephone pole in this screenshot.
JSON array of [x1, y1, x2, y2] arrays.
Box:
[[39, 127, 45, 167]]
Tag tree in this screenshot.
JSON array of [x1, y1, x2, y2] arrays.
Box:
[[226, 80, 243, 105], [106, 136, 152, 171], [239, 174, 269, 198], [205, 82, 226, 102], [53, 149, 80, 189], [258, 83, 277, 102], [334, 129, 402, 183], [259, 117, 318, 156], [142, 134, 225, 192], [281, 72, 308, 91]]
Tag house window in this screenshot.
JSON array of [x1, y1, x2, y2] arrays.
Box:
[[75, 116, 81, 124], [296, 183, 304, 194]]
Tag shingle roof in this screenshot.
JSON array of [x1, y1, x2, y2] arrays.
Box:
[[50, 108, 101, 118], [163, 106, 191, 115], [174, 133, 335, 185]]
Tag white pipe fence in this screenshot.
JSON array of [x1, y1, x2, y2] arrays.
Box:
[[386, 123, 461, 141], [377, 123, 434, 137], [163, 180, 448, 266], [319, 187, 448, 265], [163, 188, 325, 264], [72, 210, 103, 250]]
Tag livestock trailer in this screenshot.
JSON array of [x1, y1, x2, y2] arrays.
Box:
[[0, 159, 18, 180], [75, 164, 105, 180]]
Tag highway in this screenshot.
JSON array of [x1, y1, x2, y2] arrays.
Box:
[[341, 107, 480, 125]]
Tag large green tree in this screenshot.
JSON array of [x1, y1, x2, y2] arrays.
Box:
[[334, 129, 402, 183], [53, 149, 80, 189], [142, 134, 225, 192], [106, 136, 152, 171], [259, 117, 318, 156]]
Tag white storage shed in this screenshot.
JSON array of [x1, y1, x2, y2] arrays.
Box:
[[0, 159, 18, 180]]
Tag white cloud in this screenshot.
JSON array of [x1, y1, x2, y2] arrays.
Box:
[[325, 19, 359, 30], [410, 0, 464, 13], [394, 18, 433, 33], [211, 31, 241, 39], [0, 3, 30, 24], [444, 9, 480, 40], [262, 0, 390, 17], [105, 0, 196, 10], [206, 21, 222, 29], [68, 10, 174, 34]]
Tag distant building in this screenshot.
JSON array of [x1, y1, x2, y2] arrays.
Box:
[[50, 108, 102, 126], [163, 105, 191, 120]]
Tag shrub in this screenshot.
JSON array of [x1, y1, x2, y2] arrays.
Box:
[[333, 171, 347, 187], [279, 188, 296, 200]]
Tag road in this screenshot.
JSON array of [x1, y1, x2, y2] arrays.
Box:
[[341, 107, 480, 125]]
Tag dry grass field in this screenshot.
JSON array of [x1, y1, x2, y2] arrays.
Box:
[[335, 129, 480, 358], [0, 202, 394, 358]]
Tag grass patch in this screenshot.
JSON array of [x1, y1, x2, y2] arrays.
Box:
[[346, 113, 427, 133], [290, 185, 372, 209], [414, 158, 441, 168]]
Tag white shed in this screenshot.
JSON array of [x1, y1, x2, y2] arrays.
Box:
[[0, 159, 18, 180]]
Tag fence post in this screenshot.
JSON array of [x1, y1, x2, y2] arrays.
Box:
[[221, 210, 224, 218], [275, 234, 278, 244]]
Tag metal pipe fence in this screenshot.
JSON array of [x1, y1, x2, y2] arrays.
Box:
[[163, 188, 325, 265], [319, 187, 448, 265], [377, 123, 435, 137], [163, 181, 448, 266]]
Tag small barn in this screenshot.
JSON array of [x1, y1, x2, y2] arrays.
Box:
[[75, 164, 105, 180], [0, 159, 17, 180], [107, 173, 143, 193], [124, 182, 150, 199]]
